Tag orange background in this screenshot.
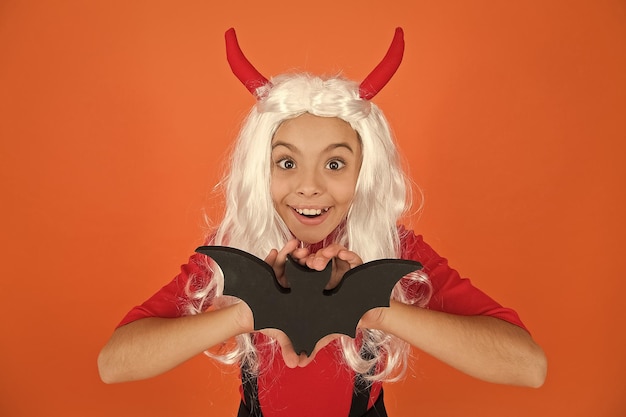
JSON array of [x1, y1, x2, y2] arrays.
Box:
[[1, 1, 625, 416]]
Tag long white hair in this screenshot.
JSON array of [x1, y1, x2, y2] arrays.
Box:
[[186, 73, 431, 382]]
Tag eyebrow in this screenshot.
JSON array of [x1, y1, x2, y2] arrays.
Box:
[[271, 141, 356, 154]]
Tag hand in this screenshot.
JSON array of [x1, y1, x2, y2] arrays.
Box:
[[264, 239, 300, 288], [259, 329, 343, 368], [358, 306, 387, 331], [232, 295, 302, 368], [295, 333, 342, 367], [292, 244, 363, 289], [259, 328, 301, 368]]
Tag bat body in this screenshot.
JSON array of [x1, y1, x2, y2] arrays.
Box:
[[195, 245, 422, 355]]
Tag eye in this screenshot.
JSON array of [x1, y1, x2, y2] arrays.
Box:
[[276, 158, 296, 170], [326, 159, 345, 170]]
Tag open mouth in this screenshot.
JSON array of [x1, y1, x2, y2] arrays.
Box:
[[293, 207, 330, 218]]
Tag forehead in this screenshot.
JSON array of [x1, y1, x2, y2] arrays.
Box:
[[272, 113, 359, 148]]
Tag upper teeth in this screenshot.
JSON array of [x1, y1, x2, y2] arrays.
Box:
[[295, 208, 328, 216]]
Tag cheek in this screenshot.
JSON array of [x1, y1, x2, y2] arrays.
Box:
[[269, 175, 285, 204], [269, 184, 279, 205], [334, 179, 358, 206]]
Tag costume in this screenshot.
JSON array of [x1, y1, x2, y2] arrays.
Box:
[[118, 227, 526, 417]]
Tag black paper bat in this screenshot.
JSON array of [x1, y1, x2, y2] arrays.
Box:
[[195, 245, 422, 355]]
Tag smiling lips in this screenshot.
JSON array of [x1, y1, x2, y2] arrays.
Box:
[[293, 207, 330, 217], [292, 207, 330, 225]]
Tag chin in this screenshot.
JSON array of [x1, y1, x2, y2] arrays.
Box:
[[296, 235, 325, 245], [292, 229, 332, 245]]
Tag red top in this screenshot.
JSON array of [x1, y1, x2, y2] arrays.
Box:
[[118, 228, 526, 417]]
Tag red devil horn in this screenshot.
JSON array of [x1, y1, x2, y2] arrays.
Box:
[[359, 27, 405, 100], [225, 28, 269, 95]]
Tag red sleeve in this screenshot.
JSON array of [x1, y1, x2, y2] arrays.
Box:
[[116, 252, 212, 328], [399, 227, 527, 330]]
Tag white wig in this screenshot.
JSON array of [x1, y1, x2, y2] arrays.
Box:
[[187, 73, 431, 382]]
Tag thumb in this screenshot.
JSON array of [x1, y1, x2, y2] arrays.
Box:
[[261, 329, 299, 369], [264, 248, 278, 265]]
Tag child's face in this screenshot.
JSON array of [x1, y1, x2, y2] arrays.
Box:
[[270, 113, 362, 244]]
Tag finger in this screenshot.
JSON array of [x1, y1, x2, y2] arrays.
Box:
[[336, 249, 363, 269], [272, 240, 300, 288], [318, 244, 345, 259], [305, 253, 332, 271], [325, 258, 350, 290], [325, 251, 363, 290], [277, 239, 300, 263], [282, 348, 299, 369], [309, 245, 353, 270], [291, 247, 310, 264], [297, 334, 341, 367], [263, 328, 299, 368], [278, 336, 299, 369], [264, 248, 278, 265], [304, 247, 337, 270]]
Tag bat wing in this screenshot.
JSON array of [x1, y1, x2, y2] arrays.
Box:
[[319, 259, 423, 339], [194, 246, 289, 331]]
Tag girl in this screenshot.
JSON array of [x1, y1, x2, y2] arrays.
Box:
[[98, 28, 546, 417]]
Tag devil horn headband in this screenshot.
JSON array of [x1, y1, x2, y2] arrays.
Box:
[[225, 27, 404, 100]]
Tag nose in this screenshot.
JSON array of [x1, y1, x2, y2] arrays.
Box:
[[296, 168, 323, 197]]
